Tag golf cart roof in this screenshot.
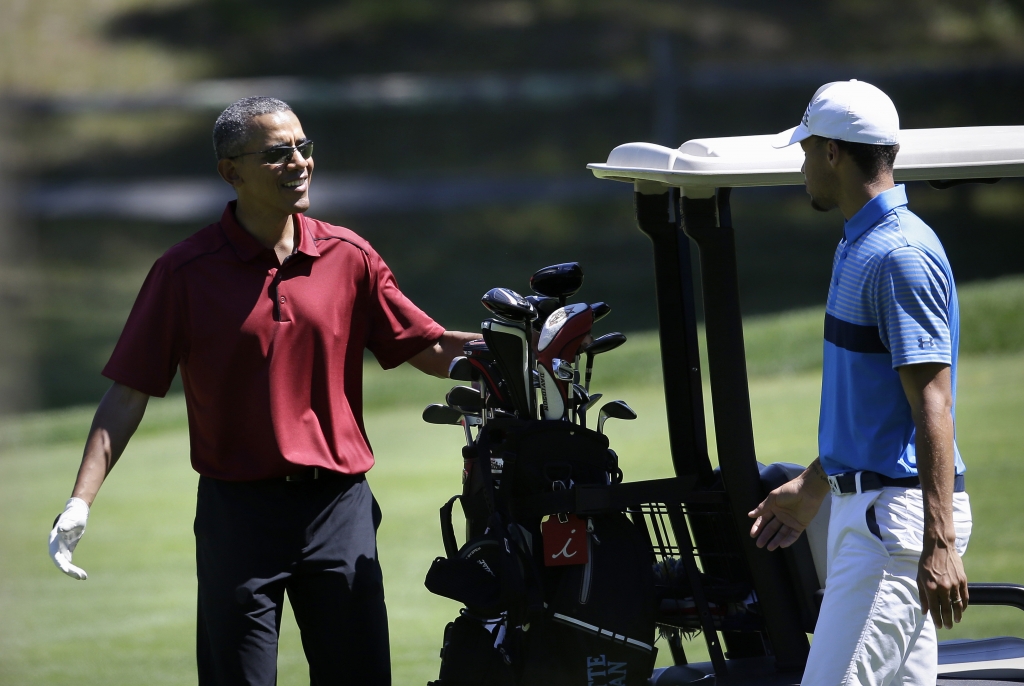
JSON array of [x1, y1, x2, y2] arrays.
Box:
[[588, 126, 1024, 191]]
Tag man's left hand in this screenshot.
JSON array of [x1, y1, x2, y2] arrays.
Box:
[[918, 534, 967, 629], [49, 497, 90, 580]]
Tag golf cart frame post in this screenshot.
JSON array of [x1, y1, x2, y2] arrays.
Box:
[[635, 185, 809, 670], [590, 127, 1024, 681]]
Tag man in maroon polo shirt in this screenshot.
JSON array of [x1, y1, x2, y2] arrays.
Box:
[[47, 96, 480, 685]]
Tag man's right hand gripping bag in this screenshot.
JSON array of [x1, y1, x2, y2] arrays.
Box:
[[520, 511, 658, 686]]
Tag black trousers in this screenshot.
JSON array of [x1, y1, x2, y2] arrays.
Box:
[[194, 473, 391, 686]]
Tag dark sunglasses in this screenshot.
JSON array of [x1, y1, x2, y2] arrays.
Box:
[[230, 140, 314, 166]]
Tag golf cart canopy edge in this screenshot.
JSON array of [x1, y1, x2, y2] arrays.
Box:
[[587, 126, 1024, 191]]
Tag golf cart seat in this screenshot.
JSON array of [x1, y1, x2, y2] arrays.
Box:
[[758, 463, 830, 632], [938, 636, 1024, 681]]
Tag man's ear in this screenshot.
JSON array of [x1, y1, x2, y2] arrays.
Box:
[[217, 158, 243, 188], [825, 139, 841, 169]]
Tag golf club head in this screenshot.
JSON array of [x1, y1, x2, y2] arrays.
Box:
[[536, 303, 593, 420], [481, 287, 538, 323], [571, 384, 595, 429], [530, 262, 584, 305], [578, 392, 603, 415], [448, 356, 478, 382], [526, 295, 560, 332], [591, 302, 612, 323], [422, 403, 464, 425], [583, 332, 627, 391], [572, 383, 591, 403], [463, 338, 494, 361], [583, 332, 627, 356], [537, 304, 593, 353], [424, 402, 476, 445], [466, 357, 510, 409], [447, 385, 485, 412], [482, 319, 533, 419], [597, 400, 637, 434], [553, 358, 575, 381]]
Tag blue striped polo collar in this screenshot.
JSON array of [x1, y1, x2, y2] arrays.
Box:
[[843, 184, 909, 243]]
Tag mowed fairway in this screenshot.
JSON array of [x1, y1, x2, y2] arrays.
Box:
[[3, 351, 1024, 684]]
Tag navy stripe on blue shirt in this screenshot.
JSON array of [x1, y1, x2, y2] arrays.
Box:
[[824, 313, 889, 354]]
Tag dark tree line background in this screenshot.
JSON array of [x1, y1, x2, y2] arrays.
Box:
[[6, 0, 1024, 410]]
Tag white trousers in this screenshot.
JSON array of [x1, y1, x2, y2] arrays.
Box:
[[802, 487, 972, 686]]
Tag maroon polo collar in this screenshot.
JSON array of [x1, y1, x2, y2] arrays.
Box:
[[220, 201, 321, 262]]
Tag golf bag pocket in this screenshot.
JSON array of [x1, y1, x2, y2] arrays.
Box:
[[425, 549, 502, 615], [520, 512, 658, 686], [427, 496, 542, 621], [475, 419, 614, 498], [429, 611, 517, 686], [520, 618, 657, 686]]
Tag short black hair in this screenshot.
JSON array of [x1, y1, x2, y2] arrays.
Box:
[[831, 139, 900, 179], [212, 96, 293, 160]]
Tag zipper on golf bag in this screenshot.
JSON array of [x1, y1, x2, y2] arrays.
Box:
[[579, 518, 595, 605]]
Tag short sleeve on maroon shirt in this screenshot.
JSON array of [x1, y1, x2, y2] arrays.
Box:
[[366, 249, 444, 369], [102, 203, 444, 480], [103, 258, 185, 398]]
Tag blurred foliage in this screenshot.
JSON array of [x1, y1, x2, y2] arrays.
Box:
[[958, 275, 1024, 354], [5, 0, 1024, 411], [5, 0, 1024, 98], [0, 0, 208, 95], [103, 0, 1024, 77]]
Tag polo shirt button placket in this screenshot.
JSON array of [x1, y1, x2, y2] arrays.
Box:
[[277, 291, 291, 323]]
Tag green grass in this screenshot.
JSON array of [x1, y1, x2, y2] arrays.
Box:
[[5, 284, 1024, 683]]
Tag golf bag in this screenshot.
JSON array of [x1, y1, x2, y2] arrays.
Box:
[[425, 418, 658, 686], [518, 510, 659, 686]]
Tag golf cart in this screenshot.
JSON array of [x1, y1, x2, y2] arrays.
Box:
[[582, 126, 1024, 685]]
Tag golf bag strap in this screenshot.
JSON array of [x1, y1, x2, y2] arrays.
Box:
[[440, 495, 463, 560], [490, 511, 530, 628], [506, 518, 546, 616]]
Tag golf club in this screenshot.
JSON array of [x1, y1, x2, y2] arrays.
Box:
[[481, 287, 538, 324], [530, 262, 584, 307], [448, 356, 477, 382], [423, 403, 475, 445], [463, 337, 515, 413], [578, 392, 603, 428], [536, 303, 593, 420], [581, 332, 627, 392], [552, 358, 574, 381], [526, 295, 560, 332], [570, 383, 591, 427], [463, 338, 493, 361], [597, 400, 637, 434], [447, 385, 486, 413], [466, 357, 509, 408], [482, 318, 533, 419], [422, 403, 463, 425], [591, 302, 611, 323]]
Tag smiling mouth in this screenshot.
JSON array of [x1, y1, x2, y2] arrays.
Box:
[[283, 178, 307, 189]]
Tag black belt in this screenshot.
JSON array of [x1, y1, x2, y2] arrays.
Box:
[[282, 467, 355, 483], [828, 471, 966, 496]]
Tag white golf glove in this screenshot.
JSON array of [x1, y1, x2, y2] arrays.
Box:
[[48, 497, 90, 580]]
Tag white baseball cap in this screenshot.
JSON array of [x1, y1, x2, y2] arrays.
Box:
[[772, 80, 900, 148]]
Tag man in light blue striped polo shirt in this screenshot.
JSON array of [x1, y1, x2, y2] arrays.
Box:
[[748, 80, 972, 685]]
